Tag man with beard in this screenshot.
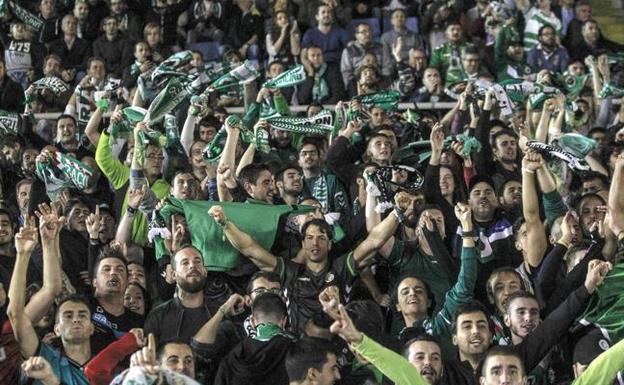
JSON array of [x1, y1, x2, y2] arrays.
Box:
[[298, 139, 350, 224], [275, 165, 303, 205], [404, 335, 445, 384], [475, 100, 521, 189], [301, 4, 349, 70], [430, 20, 471, 80], [445, 260, 609, 385], [497, 179, 522, 223], [90, 246, 143, 354], [0, 209, 18, 290], [391, 203, 478, 359], [527, 25, 570, 73], [97, 119, 170, 246], [145, 246, 220, 345], [21, 148, 39, 178], [15, 179, 33, 226], [209, 191, 404, 334], [454, 174, 518, 303]]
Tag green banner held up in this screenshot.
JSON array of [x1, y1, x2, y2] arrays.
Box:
[[263, 65, 306, 89]]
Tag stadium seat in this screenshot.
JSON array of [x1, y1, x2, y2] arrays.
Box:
[[187, 42, 222, 63]]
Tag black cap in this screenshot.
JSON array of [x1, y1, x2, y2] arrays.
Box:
[[468, 174, 496, 194], [573, 328, 610, 365]]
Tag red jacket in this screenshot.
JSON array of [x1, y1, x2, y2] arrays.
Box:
[[84, 332, 139, 385]]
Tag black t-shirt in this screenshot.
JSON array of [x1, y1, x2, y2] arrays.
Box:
[[89, 300, 144, 354], [274, 252, 359, 334]]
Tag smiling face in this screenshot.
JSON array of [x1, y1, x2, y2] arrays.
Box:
[[504, 297, 540, 342], [396, 277, 429, 320], [407, 340, 443, 384], [57, 117, 78, 145], [127, 263, 146, 288], [0, 213, 14, 246], [316, 5, 333, 26], [501, 180, 522, 207], [123, 284, 145, 315], [439, 167, 455, 198], [277, 167, 303, 196], [469, 182, 498, 222], [453, 311, 492, 358], [488, 271, 522, 315], [246, 169, 275, 203], [493, 134, 517, 164]]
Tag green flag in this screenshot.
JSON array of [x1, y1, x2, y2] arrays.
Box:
[[0, 110, 22, 135], [262, 65, 306, 89], [158, 198, 315, 271], [578, 263, 624, 343], [9, 1, 43, 31]]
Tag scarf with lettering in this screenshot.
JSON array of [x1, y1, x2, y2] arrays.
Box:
[[263, 64, 306, 89], [0, 109, 21, 135]]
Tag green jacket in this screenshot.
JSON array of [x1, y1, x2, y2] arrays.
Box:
[[495, 25, 532, 82], [430, 41, 470, 75], [95, 132, 171, 245], [351, 334, 429, 385]]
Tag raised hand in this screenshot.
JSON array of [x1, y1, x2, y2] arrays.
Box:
[[329, 304, 363, 344], [170, 215, 187, 254], [559, 211, 579, 246], [454, 202, 472, 230], [15, 217, 39, 255], [85, 205, 103, 241], [21, 356, 59, 385], [584, 260, 612, 294], [129, 328, 146, 348], [35, 203, 65, 242], [216, 165, 237, 189], [522, 150, 545, 171], [128, 184, 147, 210], [220, 294, 246, 317], [430, 123, 445, 153], [130, 333, 160, 375], [319, 285, 341, 320], [208, 205, 228, 226]]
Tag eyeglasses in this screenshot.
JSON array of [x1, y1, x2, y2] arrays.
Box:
[[145, 153, 164, 160], [250, 287, 282, 296]]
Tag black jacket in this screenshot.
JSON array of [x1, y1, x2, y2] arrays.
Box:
[[48, 37, 92, 71], [0, 76, 25, 112], [297, 64, 346, 105]]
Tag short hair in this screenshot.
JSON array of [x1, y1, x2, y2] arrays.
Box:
[[486, 267, 524, 303], [504, 291, 538, 314], [463, 46, 480, 57], [157, 341, 194, 361], [299, 137, 322, 154], [251, 293, 287, 322], [481, 345, 526, 377], [246, 271, 281, 294], [345, 300, 384, 337], [172, 245, 202, 267], [451, 301, 490, 335], [56, 114, 77, 127], [491, 128, 518, 144], [56, 294, 91, 322], [402, 333, 441, 358], [87, 56, 106, 69], [93, 245, 128, 277], [285, 337, 336, 382], [275, 164, 303, 183], [16, 178, 34, 193], [301, 218, 332, 241], [538, 24, 556, 36], [143, 22, 161, 38], [238, 163, 272, 187], [62, 197, 90, 219], [306, 102, 323, 115], [391, 8, 406, 18], [581, 171, 609, 187], [198, 115, 219, 129], [392, 274, 434, 312], [0, 208, 16, 228], [44, 54, 62, 65]]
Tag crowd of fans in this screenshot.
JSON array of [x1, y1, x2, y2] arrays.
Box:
[[2, 0, 624, 384]]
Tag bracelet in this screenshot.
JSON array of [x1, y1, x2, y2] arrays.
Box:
[[126, 206, 138, 216], [392, 207, 405, 224], [522, 168, 535, 174], [462, 230, 476, 238]]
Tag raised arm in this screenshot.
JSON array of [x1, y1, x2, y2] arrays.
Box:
[[193, 294, 245, 345], [521, 152, 548, 269], [608, 153, 624, 230], [364, 178, 394, 258], [181, 105, 200, 156], [85, 104, 105, 147], [7, 219, 41, 358], [208, 206, 277, 271]]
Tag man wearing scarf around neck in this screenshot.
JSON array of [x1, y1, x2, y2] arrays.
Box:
[[298, 45, 345, 105]]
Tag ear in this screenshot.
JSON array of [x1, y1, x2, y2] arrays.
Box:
[[452, 333, 458, 346], [515, 239, 522, 251], [503, 313, 511, 328], [243, 181, 254, 195], [275, 180, 284, 190], [244, 295, 252, 308], [54, 323, 61, 337], [308, 367, 319, 381], [499, 196, 505, 206], [480, 376, 486, 385]]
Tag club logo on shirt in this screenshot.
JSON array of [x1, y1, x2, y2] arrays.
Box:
[[325, 272, 335, 283]]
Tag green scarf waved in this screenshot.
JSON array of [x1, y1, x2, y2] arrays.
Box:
[[0, 110, 21, 135], [254, 323, 295, 342], [158, 198, 316, 271], [35, 151, 94, 200], [263, 64, 306, 89]]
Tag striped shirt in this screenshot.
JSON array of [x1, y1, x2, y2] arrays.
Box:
[[523, 7, 562, 51]]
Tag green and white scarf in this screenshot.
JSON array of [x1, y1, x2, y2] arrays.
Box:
[[144, 77, 190, 124], [8, 1, 43, 31], [312, 63, 329, 102], [0, 110, 21, 135], [309, 174, 329, 210], [209, 60, 259, 92], [35, 151, 94, 200], [599, 83, 624, 99], [202, 115, 242, 162], [254, 323, 294, 342], [263, 64, 306, 89], [353, 90, 401, 110], [266, 110, 334, 136], [32, 76, 70, 96]]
